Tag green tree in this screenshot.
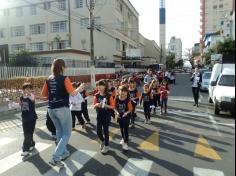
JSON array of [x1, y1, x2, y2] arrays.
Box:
[[175, 59, 184, 68], [9, 50, 38, 67], [203, 38, 235, 65], [166, 52, 175, 69]]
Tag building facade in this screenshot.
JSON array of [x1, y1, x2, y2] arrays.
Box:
[[200, 0, 234, 48], [167, 36, 182, 62], [0, 0, 139, 66]]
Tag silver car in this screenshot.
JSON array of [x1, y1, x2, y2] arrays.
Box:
[[200, 71, 212, 91]]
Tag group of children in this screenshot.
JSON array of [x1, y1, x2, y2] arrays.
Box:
[[18, 74, 170, 156], [92, 77, 170, 153]]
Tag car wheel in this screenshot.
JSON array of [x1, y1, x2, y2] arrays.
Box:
[[208, 96, 213, 103], [214, 103, 220, 115]]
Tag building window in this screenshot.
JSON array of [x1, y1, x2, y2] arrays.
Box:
[[30, 24, 46, 35], [80, 18, 89, 29], [16, 7, 23, 17], [3, 9, 10, 16], [11, 44, 26, 52], [119, 3, 123, 13], [0, 29, 4, 38], [31, 42, 44, 51], [51, 21, 67, 32], [58, 0, 66, 10], [31, 5, 37, 15], [116, 38, 120, 51], [53, 40, 68, 49], [75, 0, 83, 8], [44, 2, 51, 10], [11, 26, 25, 37], [219, 4, 223, 8], [213, 5, 217, 9]]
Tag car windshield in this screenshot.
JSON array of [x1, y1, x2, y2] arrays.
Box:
[[203, 72, 211, 79], [218, 75, 235, 87]]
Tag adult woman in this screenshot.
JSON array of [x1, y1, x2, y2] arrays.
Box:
[[190, 67, 202, 107], [41, 59, 82, 168]]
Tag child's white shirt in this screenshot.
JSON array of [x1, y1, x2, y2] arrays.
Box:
[[70, 93, 84, 111]]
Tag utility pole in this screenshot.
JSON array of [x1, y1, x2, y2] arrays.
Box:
[[68, 0, 72, 48], [87, 0, 96, 88]]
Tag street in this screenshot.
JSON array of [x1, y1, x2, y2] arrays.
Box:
[[0, 73, 235, 176]]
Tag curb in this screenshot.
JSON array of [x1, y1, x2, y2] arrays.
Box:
[[0, 101, 48, 116]]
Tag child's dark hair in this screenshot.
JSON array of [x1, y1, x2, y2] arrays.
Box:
[[107, 79, 112, 84], [119, 85, 129, 93], [143, 84, 149, 89], [72, 82, 79, 88], [97, 80, 108, 95], [22, 83, 33, 90], [128, 79, 135, 84]]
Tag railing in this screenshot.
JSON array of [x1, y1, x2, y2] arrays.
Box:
[[0, 66, 115, 80]]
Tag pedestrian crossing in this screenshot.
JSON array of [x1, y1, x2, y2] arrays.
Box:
[[43, 149, 97, 176], [0, 128, 227, 176]]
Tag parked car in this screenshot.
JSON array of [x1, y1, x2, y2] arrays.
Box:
[[210, 68, 235, 115], [208, 63, 235, 103], [200, 71, 212, 92]]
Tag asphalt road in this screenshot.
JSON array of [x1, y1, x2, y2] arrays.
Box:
[[0, 73, 235, 176]]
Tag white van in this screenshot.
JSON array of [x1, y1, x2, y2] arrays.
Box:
[[210, 68, 235, 115], [208, 63, 235, 103]]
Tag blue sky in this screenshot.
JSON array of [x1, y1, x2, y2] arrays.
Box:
[[129, 0, 201, 52]]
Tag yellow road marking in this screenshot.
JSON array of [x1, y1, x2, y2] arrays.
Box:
[[138, 131, 160, 151], [91, 128, 120, 143], [195, 135, 222, 160]]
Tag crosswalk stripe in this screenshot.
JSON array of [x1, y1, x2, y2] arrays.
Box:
[[0, 137, 17, 147], [194, 135, 222, 160], [0, 142, 52, 175], [43, 149, 97, 176], [119, 158, 153, 176], [193, 167, 224, 176], [91, 128, 120, 144], [138, 131, 159, 151]]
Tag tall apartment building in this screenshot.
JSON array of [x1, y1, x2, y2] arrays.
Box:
[[200, 0, 234, 47], [0, 0, 139, 66], [167, 37, 182, 62]]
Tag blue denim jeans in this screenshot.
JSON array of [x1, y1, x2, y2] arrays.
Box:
[[48, 107, 72, 161]]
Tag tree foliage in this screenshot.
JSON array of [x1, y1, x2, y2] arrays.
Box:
[[166, 52, 175, 69], [203, 38, 235, 65], [9, 50, 38, 67]]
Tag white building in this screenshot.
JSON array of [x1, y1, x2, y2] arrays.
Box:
[[167, 36, 182, 62], [143, 38, 161, 66], [200, 0, 234, 47], [0, 0, 139, 67]]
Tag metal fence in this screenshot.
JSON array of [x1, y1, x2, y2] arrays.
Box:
[[0, 66, 115, 80]]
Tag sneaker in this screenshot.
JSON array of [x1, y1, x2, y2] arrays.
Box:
[[82, 124, 86, 129], [101, 146, 109, 154], [100, 141, 105, 150], [144, 120, 148, 124], [160, 111, 163, 115], [120, 139, 124, 145], [52, 135, 57, 141], [148, 120, 151, 124], [61, 153, 70, 161], [29, 146, 35, 151], [49, 159, 64, 168], [21, 151, 30, 157], [165, 111, 167, 114], [130, 124, 135, 129], [193, 104, 196, 106], [122, 143, 129, 151]]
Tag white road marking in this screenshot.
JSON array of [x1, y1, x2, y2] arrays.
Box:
[[169, 98, 194, 103], [44, 149, 97, 176], [0, 142, 52, 175], [209, 115, 222, 137], [193, 167, 224, 176], [0, 137, 17, 147], [119, 158, 153, 176], [216, 123, 235, 127]]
